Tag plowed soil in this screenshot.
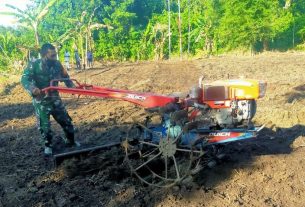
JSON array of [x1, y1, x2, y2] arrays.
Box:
[[1, 52, 305, 207]]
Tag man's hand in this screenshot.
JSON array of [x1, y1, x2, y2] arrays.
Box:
[[32, 87, 41, 96]]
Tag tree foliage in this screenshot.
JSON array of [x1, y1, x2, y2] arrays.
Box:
[[0, 0, 305, 72]]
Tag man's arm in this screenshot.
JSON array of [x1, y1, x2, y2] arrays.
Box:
[[21, 62, 39, 96], [59, 62, 75, 88]]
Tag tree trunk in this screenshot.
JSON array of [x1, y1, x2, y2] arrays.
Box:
[[33, 23, 40, 47], [85, 30, 88, 69], [187, 0, 190, 55], [177, 0, 182, 60], [33, 22, 41, 58], [250, 43, 254, 56], [167, 0, 171, 59], [263, 40, 269, 51], [292, 17, 295, 47], [79, 34, 85, 69], [56, 47, 59, 60]]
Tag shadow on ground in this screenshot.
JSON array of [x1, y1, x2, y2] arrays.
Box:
[[1, 104, 305, 207], [285, 84, 305, 103]]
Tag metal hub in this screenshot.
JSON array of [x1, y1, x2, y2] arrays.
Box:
[[158, 138, 177, 157]]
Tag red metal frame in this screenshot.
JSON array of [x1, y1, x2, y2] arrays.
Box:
[[42, 79, 178, 108], [43, 79, 263, 148], [42, 79, 256, 110]]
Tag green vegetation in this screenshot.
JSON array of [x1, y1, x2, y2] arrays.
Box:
[[0, 0, 305, 72]]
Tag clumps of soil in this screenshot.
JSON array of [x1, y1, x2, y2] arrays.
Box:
[[1, 54, 305, 206], [62, 147, 129, 180]]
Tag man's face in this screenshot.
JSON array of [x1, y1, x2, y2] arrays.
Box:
[[45, 49, 57, 61]]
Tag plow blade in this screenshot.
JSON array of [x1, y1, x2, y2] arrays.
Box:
[[53, 142, 121, 166]]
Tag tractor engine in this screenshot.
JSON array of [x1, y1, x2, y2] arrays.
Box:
[[205, 99, 257, 128], [190, 78, 266, 129], [161, 78, 267, 134]]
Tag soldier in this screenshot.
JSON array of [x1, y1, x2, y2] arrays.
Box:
[[21, 43, 80, 156]]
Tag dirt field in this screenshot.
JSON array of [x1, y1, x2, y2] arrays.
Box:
[[1, 52, 305, 207]]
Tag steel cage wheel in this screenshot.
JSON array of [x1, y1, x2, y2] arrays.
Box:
[[123, 122, 204, 188]]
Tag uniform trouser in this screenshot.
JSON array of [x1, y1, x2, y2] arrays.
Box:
[[87, 59, 93, 68], [33, 98, 74, 147]]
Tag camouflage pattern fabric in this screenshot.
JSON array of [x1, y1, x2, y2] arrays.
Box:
[[33, 97, 74, 147], [21, 59, 75, 147]]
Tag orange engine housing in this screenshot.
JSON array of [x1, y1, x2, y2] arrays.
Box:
[[199, 79, 267, 109]]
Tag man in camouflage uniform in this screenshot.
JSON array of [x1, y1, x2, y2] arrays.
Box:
[[21, 43, 80, 156]]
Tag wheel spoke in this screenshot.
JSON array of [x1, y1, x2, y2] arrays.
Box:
[[134, 152, 162, 171], [176, 148, 202, 154], [165, 156, 168, 179], [141, 148, 158, 158], [172, 156, 180, 180], [139, 140, 159, 147], [147, 166, 176, 181]]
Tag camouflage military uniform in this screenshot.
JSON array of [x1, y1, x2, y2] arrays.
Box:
[[21, 59, 75, 148]]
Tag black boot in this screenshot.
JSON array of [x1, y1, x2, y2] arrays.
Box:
[[64, 131, 81, 147]]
